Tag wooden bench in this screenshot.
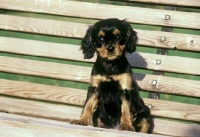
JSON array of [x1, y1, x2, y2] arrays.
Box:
[[0, 0, 200, 136]]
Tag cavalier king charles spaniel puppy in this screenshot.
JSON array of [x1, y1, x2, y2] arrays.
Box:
[[70, 18, 154, 133]]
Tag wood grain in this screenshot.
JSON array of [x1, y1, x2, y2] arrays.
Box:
[[0, 56, 92, 82], [0, 79, 86, 106], [0, 79, 200, 122], [0, 96, 81, 122], [1, 48, 200, 76], [0, 113, 200, 137], [0, 96, 200, 136], [1, 122, 164, 137], [144, 98, 200, 122], [0, 56, 200, 97], [1, 76, 200, 104], [0, 0, 200, 29], [133, 74, 200, 98], [0, 77, 200, 106], [1, 115, 163, 137], [127, 0, 200, 7], [1, 16, 200, 52], [126, 52, 200, 75]]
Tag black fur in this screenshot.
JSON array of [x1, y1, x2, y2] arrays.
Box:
[[81, 19, 138, 59], [73, 18, 154, 133]]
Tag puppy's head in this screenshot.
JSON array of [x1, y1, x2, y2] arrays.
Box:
[[81, 18, 138, 61]]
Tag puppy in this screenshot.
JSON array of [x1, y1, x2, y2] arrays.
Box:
[[70, 18, 154, 133]]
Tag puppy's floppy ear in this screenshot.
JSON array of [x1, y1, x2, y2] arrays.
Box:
[[80, 26, 95, 59], [123, 20, 138, 54]]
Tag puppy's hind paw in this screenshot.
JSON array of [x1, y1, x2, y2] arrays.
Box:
[[119, 124, 135, 132], [70, 119, 88, 126]]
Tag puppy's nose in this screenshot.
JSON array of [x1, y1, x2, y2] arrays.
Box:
[[107, 46, 115, 52]]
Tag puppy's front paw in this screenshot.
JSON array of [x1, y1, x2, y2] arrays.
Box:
[[70, 119, 88, 126], [119, 124, 135, 132]]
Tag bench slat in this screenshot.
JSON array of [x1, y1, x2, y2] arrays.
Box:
[[1, 16, 200, 52], [1, 46, 200, 75], [1, 114, 164, 137], [0, 121, 165, 137], [127, 0, 200, 7], [127, 52, 200, 75], [1, 113, 200, 137], [1, 77, 200, 103], [0, 79, 86, 106], [0, 57, 200, 98], [0, 79, 200, 122], [0, 70, 200, 99], [0, 0, 199, 29], [0, 98, 199, 137]]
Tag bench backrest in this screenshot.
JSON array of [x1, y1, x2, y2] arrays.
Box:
[[0, 0, 200, 136]]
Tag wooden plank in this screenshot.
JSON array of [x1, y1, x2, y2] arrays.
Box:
[[134, 74, 200, 98], [0, 37, 89, 62], [0, 113, 171, 137], [0, 56, 92, 83], [0, 100, 200, 136], [0, 96, 81, 122], [126, 0, 200, 7], [0, 0, 200, 29], [0, 79, 200, 122], [144, 98, 200, 122], [1, 50, 200, 76], [1, 16, 200, 52], [0, 57, 200, 97], [1, 77, 200, 105], [153, 119, 200, 137], [0, 79, 86, 106], [127, 52, 200, 75], [1, 113, 200, 137]]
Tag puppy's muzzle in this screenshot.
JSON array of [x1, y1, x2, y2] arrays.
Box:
[[107, 46, 115, 53]]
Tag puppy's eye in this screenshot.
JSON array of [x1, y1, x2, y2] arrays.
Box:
[[115, 34, 122, 41], [98, 37, 104, 43]]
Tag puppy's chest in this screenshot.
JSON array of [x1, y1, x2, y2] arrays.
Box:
[[90, 73, 132, 91]]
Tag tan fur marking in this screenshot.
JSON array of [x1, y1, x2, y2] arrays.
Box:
[[90, 73, 132, 90], [119, 44, 125, 51], [98, 30, 105, 37], [113, 29, 120, 35], [79, 92, 99, 124], [138, 118, 150, 133], [111, 73, 132, 90], [90, 75, 111, 87], [95, 118, 104, 127], [120, 97, 133, 126], [95, 42, 125, 61]]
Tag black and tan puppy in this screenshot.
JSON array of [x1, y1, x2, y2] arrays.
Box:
[[70, 18, 154, 133]]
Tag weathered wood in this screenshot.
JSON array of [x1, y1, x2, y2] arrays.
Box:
[[0, 0, 200, 29], [0, 112, 182, 137], [0, 122, 166, 137], [0, 96, 81, 122], [0, 98, 200, 137], [0, 16, 200, 52], [1, 113, 200, 137], [127, 52, 200, 75], [1, 52, 200, 78], [134, 74, 200, 98], [0, 80, 200, 122], [1, 115, 164, 137], [0, 0, 199, 136], [126, 0, 200, 7], [0, 56, 92, 83], [153, 119, 200, 137], [0, 79, 86, 106], [1, 77, 200, 105], [145, 98, 200, 122], [0, 56, 200, 97]]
